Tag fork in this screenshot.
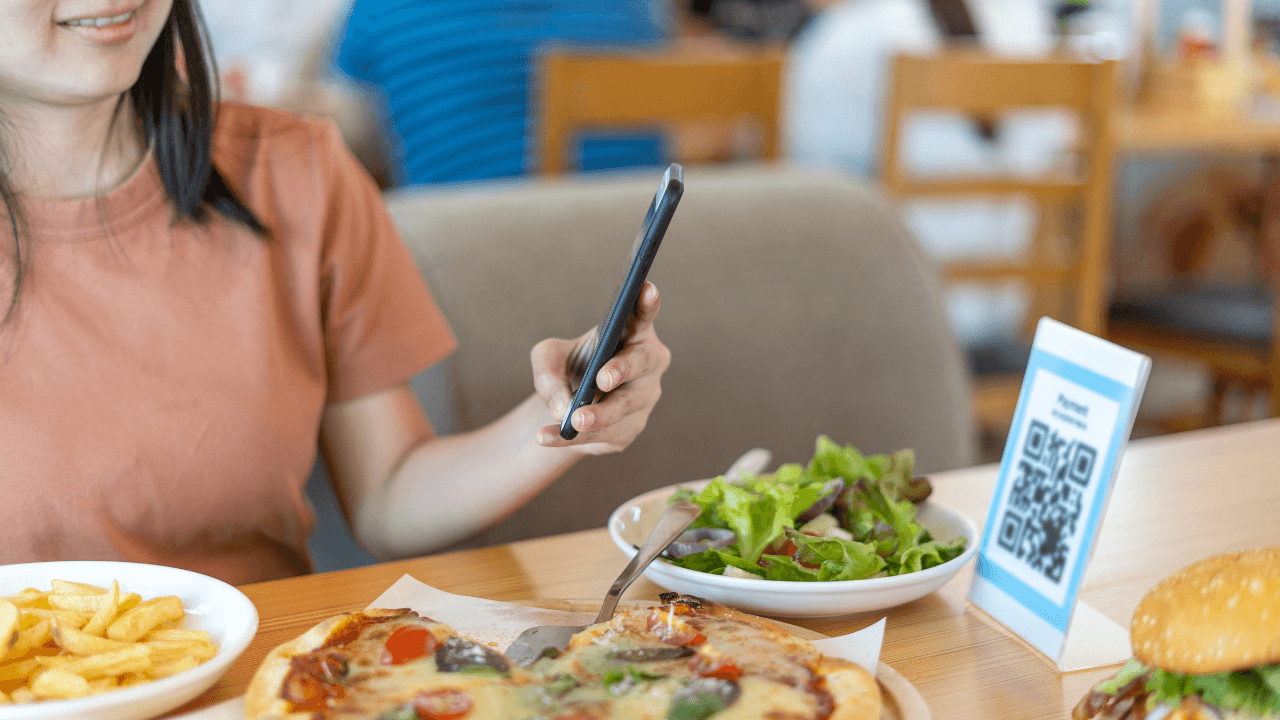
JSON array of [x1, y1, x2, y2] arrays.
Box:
[[504, 500, 701, 666]]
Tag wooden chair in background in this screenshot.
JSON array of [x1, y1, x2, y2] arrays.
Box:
[[1108, 177, 1280, 427], [881, 52, 1120, 433], [536, 46, 784, 174], [1108, 284, 1280, 427]]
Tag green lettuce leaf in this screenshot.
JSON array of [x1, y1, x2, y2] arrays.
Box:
[[704, 480, 789, 563], [663, 436, 967, 584], [756, 554, 821, 581], [1145, 664, 1280, 714], [1096, 658, 1150, 695], [787, 530, 886, 580], [895, 537, 968, 574], [1261, 664, 1280, 698], [770, 463, 807, 485], [682, 475, 829, 563], [807, 435, 878, 484]]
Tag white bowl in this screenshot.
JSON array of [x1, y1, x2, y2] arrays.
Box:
[[0, 561, 258, 720], [608, 480, 978, 617]]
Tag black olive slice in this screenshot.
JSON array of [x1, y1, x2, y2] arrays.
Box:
[[433, 637, 510, 675], [656, 593, 705, 610], [608, 646, 697, 662]]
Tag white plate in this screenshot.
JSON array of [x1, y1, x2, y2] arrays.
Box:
[[0, 561, 258, 720], [608, 480, 979, 617]]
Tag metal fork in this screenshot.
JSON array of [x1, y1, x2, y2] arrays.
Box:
[[504, 500, 701, 666]]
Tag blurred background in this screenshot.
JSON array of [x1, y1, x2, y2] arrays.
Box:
[[193, 0, 1280, 565]]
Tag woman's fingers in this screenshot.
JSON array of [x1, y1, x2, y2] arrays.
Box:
[[530, 337, 574, 420], [535, 386, 654, 452], [595, 283, 666, 392], [596, 337, 669, 392], [574, 380, 657, 432], [627, 282, 661, 338], [530, 283, 667, 450]]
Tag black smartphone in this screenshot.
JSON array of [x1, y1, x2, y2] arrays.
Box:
[[559, 163, 684, 440]]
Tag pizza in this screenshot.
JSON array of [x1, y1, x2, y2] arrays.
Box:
[[244, 593, 882, 720]]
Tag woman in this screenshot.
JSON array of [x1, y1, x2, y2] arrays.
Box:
[[0, 0, 670, 585]]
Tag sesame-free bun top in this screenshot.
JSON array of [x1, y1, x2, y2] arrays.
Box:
[[1130, 546, 1280, 674]]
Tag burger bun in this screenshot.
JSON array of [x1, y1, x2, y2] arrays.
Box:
[[1130, 546, 1280, 674]]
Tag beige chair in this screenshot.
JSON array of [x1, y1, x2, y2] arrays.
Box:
[[536, 47, 784, 174], [384, 166, 975, 548]]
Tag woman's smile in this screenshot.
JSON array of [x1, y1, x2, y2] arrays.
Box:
[[54, 4, 143, 45]]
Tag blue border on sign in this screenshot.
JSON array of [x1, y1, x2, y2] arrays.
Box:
[[975, 348, 1135, 633]]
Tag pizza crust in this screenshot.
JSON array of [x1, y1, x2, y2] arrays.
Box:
[[244, 608, 409, 720], [820, 656, 882, 720]]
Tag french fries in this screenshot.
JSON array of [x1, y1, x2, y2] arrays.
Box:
[[0, 600, 19, 655], [0, 579, 218, 703]]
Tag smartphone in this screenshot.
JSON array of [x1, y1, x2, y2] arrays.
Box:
[[559, 163, 684, 440]]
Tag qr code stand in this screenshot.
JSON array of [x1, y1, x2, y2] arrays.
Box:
[[996, 419, 1098, 584]]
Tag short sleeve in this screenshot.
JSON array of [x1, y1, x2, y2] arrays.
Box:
[[315, 123, 456, 403]]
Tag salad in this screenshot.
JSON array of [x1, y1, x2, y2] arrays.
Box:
[[665, 436, 967, 582]]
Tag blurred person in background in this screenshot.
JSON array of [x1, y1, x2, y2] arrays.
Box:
[[784, 0, 1089, 348], [683, 0, 816, 41], [196, 0, 397, 185], [0, 0, 670, 584], [333, 0, 672, 186], [196, 0, 348, 105]]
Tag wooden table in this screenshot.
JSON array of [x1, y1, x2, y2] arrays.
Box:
[[1115, 107, 1280, 153], [175, 419, 1280, 719]]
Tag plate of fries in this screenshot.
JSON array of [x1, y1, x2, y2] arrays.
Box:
[[0, 561, 257, 720]]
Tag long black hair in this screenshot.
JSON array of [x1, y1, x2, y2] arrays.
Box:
[[0, 0, 264, 322]]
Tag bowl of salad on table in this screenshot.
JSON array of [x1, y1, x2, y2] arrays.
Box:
[[608, 436, 978, 617]]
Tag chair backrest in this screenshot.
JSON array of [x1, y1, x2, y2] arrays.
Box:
[[385, 166, 975, 548], [536, 47, 784, 174], [882, 52, 1119, 336]]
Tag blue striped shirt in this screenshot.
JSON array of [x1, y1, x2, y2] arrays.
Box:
[[336, 0, 669, 186]]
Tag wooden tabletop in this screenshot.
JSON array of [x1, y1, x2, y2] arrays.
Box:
[[1115, 106, 1280, 153], [176, 419, 1280, 719]]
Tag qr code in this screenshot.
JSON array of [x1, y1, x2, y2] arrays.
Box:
[[995, 420, 1097, 584]]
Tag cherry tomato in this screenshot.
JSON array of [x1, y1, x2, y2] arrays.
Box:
[[414, 688, 472, 720], [702, 662, 744, 680], [382, 626, 438, 665], [690, 655, 743, 681], [646, 610, 706, 646]]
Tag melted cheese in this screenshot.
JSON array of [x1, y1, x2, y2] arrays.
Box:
[[276, 605, 861, 720]]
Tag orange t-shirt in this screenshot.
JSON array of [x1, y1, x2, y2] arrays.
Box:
[[0, 104, 456, 585]]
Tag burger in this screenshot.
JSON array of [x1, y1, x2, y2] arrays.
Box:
[[1074, 546, 1280, 720]]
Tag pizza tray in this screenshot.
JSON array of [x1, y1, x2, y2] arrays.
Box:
[[517, 599, 931, 720]]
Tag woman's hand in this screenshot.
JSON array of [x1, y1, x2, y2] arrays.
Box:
[[529, 282, 670, 454]]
